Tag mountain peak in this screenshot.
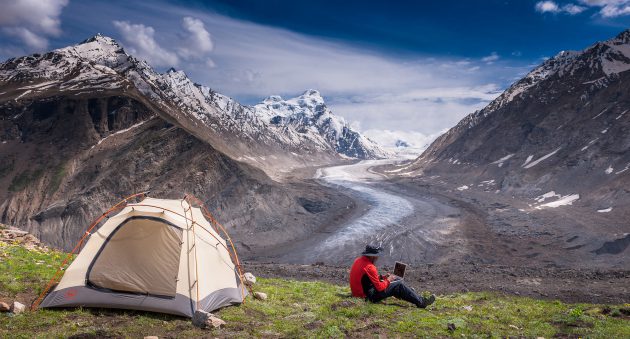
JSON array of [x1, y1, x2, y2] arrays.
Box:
[[263, 95, 283, 103], [80, 34, 120, 47], [612, 29, 630, 44], [301, 89, 322, 99]]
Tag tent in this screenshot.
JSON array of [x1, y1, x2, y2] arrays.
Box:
[[33, 194, 248, 317]]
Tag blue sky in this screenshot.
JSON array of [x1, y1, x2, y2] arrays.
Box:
[[1, 0, 629, 147]]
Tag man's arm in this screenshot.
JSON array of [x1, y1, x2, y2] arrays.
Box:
[[363, 264, 390, 292]]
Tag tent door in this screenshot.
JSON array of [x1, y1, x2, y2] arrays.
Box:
[[86, 217, 183, 298]]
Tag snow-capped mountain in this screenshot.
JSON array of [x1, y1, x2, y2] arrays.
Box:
[[405, 29, 630, 214], [253, 90, 387, 159], [0, 35, 387, 177]]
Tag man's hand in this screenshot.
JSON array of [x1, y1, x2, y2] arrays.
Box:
[[387, 274, 397, 282]]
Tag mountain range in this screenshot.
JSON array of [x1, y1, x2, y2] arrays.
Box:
[[0, 35, 383, 252]]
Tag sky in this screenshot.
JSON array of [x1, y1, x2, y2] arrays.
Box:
[[1, 0, 629, 148]]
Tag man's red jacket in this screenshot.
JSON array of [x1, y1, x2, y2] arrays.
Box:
[[349, 256, 390, 297]]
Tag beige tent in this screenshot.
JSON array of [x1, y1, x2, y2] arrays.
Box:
[[35, 195, 247, 317]]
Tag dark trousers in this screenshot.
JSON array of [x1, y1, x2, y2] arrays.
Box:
[[366, 280, 425, 306]]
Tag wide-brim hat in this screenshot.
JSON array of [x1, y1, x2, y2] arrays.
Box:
[[361, 244, 383, 257]]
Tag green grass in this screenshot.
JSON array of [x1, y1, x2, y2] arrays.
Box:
[[8, 168, 44, 192], [46, 163, 66, 194], [1, 242, 629, 338]]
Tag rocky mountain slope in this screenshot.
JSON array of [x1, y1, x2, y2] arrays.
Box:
[[0, 35, 363, 252], [402, 29, 630, 217]]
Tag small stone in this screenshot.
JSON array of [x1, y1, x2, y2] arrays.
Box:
[[463, 305, 473, 311], [0, 302, 10, 312], [253, 292, 268, 300], [11, 301, 26, 314], [207, 315, 226, 328], [144, 336, 159, 339], [447, 323, 456, 332], [244, 272, 256, 285], [192, 310, 226, 329]]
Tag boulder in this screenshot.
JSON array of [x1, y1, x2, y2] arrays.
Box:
[[253, 292, 268, 300], [0, 302, 10, 312], [244, 272, 256, 285], [192, 310, 226, 329], [11, 301, 26, 314]]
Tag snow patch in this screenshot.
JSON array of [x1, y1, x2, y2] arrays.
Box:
[[605, 166, 613, 174], [523, 148, 561, 169], [592, 107, 609, 119], [535, 191, 556, 203], [491, 154, 514, 167], [615, 163, 630, 174], [90, 119, 148, 150], [581, 138, 598, 151], [535, 194, 580, 209], [457, 185, 469, 191], [597, 207, 612, 213]]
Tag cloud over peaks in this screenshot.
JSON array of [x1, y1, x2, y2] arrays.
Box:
[[113, 20, 180, 67], [178, 17, 214, 59], [0, 0, 69, 50], [113, 16, 215, 67]]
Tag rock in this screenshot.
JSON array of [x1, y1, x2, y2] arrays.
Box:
[[447, 323, 456, 332], [11, 301, 26, 314], [463, 305, 473, 311], [253, 292, 268, 300], [144, 337, 159, 339], [192, 310, 226, 329], [207, 315, 226, 328], [244, 272, 256, 285], [0, 302, 10, 312]]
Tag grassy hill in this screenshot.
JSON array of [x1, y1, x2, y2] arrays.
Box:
[[0, 241, 629, 338]]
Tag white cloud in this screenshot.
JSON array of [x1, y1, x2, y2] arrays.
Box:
[[536, 0, 630, 17], [0, 0, 68, 51], [535, 1, 587, 14], [580, 0, 630, 17], [536, 1, 561, 12], [178, 16, 213, 59], [113, 16, 215, 67], [482, 52, 500, 64], [205, 58, 217, 68], [113, 20, 180, 67], [3, 27, 48, 50], [563, 3, 588, 13]]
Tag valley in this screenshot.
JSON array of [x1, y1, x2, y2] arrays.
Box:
[[1, 30, 628, 307]]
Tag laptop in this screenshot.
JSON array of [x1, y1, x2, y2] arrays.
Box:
[[393, 261, 407, 279]]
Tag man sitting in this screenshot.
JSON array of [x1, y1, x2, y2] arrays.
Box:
[[349, 244, 435, 308]]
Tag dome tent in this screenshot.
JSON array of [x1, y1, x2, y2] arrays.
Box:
[[33, 193, 248, 317]]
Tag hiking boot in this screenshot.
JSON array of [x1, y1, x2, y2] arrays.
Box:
[[418, 294, 436, 308]]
